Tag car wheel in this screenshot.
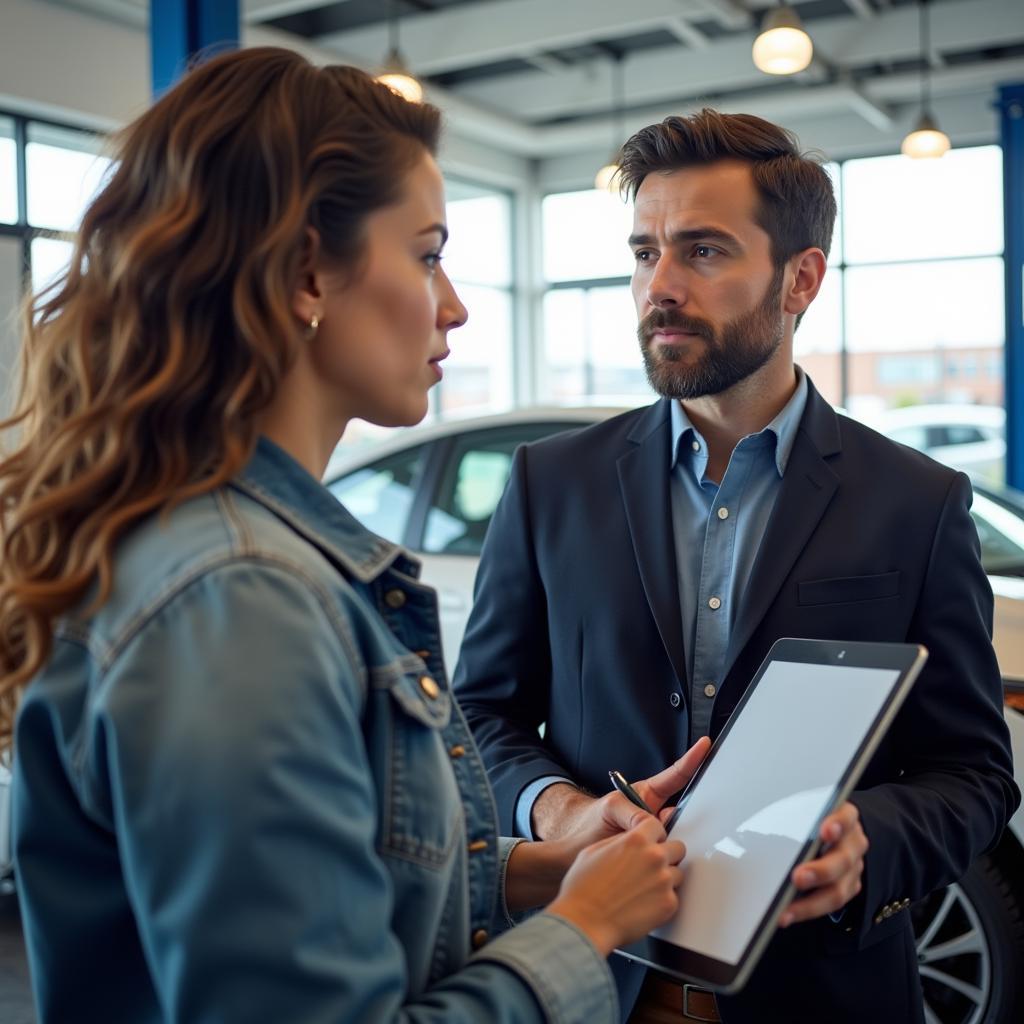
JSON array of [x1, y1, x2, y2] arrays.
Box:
[[912, 854, 1024, 1024]]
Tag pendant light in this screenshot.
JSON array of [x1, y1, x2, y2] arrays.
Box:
[[376, 0, 423, 104], [901, 0, 950, 159], [752, 3, 813, 76], [594, 52, 625, 192]]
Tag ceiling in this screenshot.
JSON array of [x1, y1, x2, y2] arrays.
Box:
[[45, 0, 1024, 162]]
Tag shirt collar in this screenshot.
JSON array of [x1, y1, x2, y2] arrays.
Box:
[[670, 367, 809, 479], [231, 436, 409, 584]]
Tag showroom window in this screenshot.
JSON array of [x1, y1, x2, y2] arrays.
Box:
[[539, 146, 1005, 417], [0, 112, 111, 418]]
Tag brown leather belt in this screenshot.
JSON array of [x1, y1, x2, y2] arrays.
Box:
[[628, 971, 721, 1023]]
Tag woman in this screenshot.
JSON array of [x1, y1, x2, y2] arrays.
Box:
[[0, 48, 700, 1023]]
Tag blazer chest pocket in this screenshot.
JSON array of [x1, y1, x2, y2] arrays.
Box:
[[798, 571, 901, 606], [373, 667, 460, 869]]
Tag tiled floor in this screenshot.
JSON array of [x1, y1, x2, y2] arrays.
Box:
[[0, 891, 35, 1024]]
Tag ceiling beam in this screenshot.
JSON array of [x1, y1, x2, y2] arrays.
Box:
[[433, 0, 1022, 122], [314, 0, 778, 76]]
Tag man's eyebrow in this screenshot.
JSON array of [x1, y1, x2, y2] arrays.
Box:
[[418, 222, 449, 244], [628, 227, 740, 248]]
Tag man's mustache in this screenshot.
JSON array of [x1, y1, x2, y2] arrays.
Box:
[[638, 309, 714, 344]]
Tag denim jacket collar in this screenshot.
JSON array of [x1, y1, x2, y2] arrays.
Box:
[[231, 436, 416, 585]]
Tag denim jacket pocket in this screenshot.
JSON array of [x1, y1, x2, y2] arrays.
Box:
[[371, 664, 460, 870]]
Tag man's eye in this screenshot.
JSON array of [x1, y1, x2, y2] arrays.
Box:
[[694, 245, 719, 258], [634, 250, 654, 263]]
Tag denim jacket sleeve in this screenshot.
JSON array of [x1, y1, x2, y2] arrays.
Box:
[[81, 559, 616, 1024]]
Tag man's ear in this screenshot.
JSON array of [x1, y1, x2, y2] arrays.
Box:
[[290, 227, 324, 326], [783, 248, 827, 317]]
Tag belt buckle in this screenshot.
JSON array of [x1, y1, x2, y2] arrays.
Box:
[[682, 983, 719, 1023]]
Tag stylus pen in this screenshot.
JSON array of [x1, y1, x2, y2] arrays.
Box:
[[608, 770, 655, 816]]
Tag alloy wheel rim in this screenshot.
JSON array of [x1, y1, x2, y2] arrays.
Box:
[[913, 882, 991, 1024]]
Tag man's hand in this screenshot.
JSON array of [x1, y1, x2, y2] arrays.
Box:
[[780, 801, 868, 927], [530, 737, 712, 853]]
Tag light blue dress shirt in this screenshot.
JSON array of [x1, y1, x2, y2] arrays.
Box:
[[515, 372, 808, 838], [671, 369, 808, 744]]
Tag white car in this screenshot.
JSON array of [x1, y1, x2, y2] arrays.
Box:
[[326, 405, 1024, 1024], [866, 404, 1006, 484]]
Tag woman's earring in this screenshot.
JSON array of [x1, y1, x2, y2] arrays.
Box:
[[308, 314, 320, 336]]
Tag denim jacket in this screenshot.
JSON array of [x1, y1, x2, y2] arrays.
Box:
[[13, 438, 617, 1023]]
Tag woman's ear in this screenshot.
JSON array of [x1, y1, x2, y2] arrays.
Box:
[[290, 227, 324, 326]]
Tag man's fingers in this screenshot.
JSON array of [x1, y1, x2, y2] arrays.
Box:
[[820, 801, 861, 844], [640, 737, 712, 807], [601, 794, 653, 832], [780, 878, 863, 927]]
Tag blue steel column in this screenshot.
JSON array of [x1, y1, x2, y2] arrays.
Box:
[[150, 0, 240, 97], [1001, 83, 1024, 490]]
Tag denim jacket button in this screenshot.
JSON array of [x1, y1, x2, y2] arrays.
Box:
[[448, 744, 466, 758], [472, 929, 489, 949], [419, 675, 440, 699], [468, 839, 488, 853], [384, 588, 407, 609]]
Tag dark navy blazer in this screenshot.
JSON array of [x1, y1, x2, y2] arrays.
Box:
[[454, 380, 1019, 1024]]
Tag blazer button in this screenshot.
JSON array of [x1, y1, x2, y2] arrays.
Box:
[[472, 929, 489, 949], [670, 692, 682, 708], [384, 588, 406, 609], [419, 675, 440, 699]]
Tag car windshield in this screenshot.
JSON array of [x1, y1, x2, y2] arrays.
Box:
[[972, 485, 1024, 576]]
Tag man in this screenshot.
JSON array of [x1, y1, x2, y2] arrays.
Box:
[[454, 109, 1019, 1024]]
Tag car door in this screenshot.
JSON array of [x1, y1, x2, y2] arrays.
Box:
[[410, 421, 590, 671]]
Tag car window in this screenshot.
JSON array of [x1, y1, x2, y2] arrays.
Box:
[[971, 491, 1024, 575], [422, 422, 582, 556], [890, 425, 928, 450], [326, 444, 427, 545], [942, 425, 987, 446]]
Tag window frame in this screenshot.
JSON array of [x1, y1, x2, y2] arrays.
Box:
[[0, 110, 105, 293]]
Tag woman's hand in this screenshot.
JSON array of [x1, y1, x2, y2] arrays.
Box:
[[546, 816, 686, 957]]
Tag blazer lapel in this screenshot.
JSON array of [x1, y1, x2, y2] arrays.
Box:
[[721, 384, 842, 681], [617, 400, 688, 690]]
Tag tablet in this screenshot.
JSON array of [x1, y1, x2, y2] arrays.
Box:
[[616, 637, 927, 995]]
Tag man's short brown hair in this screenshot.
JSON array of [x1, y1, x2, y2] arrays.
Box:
[[618, 108, 837, 267]]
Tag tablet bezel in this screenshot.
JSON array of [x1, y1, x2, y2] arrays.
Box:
[[615, 637, 928, 994]]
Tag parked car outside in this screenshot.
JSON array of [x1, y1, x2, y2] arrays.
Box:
[[864, 403, 1006, 484], [324, 404, 1024, 1024]]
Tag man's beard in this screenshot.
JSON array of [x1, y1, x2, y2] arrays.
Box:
[[638, 266, 785, 400]]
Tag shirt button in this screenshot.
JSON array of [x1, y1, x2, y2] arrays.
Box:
[[717, 507, 729, 520], [691, 440, 700, 452], [708, 596, 722, 610], [669, 692, 682, 708], [472, 929, 489, 949], [468, 839, 488, 853], [384, 588, 406, 609], [419, 675, 440, 699], [704, 683, 717, 698], [449, 744, 466, 759]]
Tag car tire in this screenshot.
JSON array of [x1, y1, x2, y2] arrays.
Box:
[[912, 853, 1024, 1024]]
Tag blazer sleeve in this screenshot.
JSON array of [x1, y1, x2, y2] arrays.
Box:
[[454, 444, 576, 835], [847, 471, 1020, 945]]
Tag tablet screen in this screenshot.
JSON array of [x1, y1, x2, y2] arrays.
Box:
[[655, 659, 901, 965]]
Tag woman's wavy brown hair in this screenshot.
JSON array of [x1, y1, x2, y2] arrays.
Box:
[[0, 47, 441, 749]]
